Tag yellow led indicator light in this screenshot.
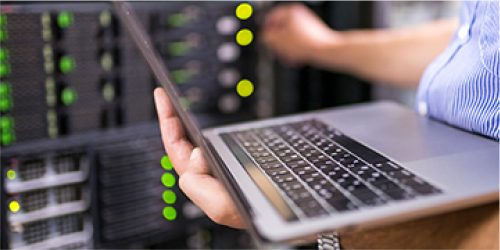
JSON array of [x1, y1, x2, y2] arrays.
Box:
[[6, 169, 16, 180], [9, 200, 20, 213], [161, 173, 176, 187], [161, 155, 174, 170], [99, 10, 112, 28], [162, 206, 177, 221], [102, 82, 115, 102], [236, 79, 254, 98], [236, 28, 253, 46], [100, 52, 114, 71], [235, 3, 253, 20], [162, 190, 177, 204]]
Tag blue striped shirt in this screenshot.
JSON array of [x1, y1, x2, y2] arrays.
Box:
[[416, 0, 499, 140]]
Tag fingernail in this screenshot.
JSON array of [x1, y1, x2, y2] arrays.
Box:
[[190, 147, 200, 161]]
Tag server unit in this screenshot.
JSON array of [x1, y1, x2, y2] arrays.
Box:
[[1, 2, 259, 249]]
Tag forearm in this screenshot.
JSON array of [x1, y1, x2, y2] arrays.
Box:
[[310, 19, 458, 88]]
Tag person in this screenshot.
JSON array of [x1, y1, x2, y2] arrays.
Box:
[[153, 2, 499, 229]]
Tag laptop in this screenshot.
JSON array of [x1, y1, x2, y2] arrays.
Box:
[[113, 2, 499, 244]]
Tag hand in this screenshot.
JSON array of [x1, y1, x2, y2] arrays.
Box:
[[261, 3, 340, 66], [154, 88, 245, 229]]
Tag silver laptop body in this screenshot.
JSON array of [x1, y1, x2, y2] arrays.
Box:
[[114, 2, 499, 244], [203, 101, 498, 242]]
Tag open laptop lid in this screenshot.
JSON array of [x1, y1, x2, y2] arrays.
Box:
[[112, 1, 204, 148], [112, 1, 264, 243]]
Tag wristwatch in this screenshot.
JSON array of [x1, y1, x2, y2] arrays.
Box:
[[317, 232, 341, 250]]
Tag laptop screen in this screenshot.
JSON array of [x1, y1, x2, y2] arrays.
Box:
[[112, 1, 207, 149]]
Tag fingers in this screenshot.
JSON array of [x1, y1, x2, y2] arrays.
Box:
[[179, 173, 246, 229], [153, 87, 175, 118], [262, 5, 290, 44], [154, 89, 244, 229], [154, 88, 194, 175], [263, 4, 289, 29]]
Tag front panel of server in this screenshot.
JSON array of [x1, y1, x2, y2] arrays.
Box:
[[1, 2, 258, 249]]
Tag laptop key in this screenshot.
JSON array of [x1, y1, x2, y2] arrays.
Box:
[[260, 162, 282, 170], [256, 156, 278, 165], [399, 177, 440, 195], [371, 178, 400, 191], [350, 188, 385, 206], [287, 160, 309, 169], [303, 206, 328, 218], [293, 167, 316, 176], [281, 182, 304, 192], [265, 168, 288, 176], [273, 174, 296, 183], [326, 197, 358, 212], [384, 188, 414, 200]]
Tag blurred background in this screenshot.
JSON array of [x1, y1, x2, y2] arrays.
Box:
[[0, 1, 459, 249]]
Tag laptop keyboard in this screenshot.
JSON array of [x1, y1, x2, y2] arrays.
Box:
[[226, 119, 441, 219]]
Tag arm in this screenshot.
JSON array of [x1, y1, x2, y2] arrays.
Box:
[[261, 4, 458, 88]]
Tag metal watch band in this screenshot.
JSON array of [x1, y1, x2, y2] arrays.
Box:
[[317, 232, 341, 250]]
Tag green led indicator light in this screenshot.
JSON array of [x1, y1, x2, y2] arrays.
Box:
[[162, 190, 177, 204], [0, 48, 8, 61], [236, 28, 253, 46], [57, 11, 74, 29], [167, 13, 187, 28], [161, 155, 174, 170], [168, 42, 190, 57], [0, 28, 7, 42], [0, 96, 12, 112], [179, 96, 191, 110], [59, 55, 75, 74], [161, 172, 176, 187], [162, 206, 177, 221], [0, 62, 11, 77], [0, 82, 10, 96], [235, 3, 253, 20], [236, 79, 254, 98], [2, 132, 15, 146], [0, 116, 13, 129], [171, 69, 191, 84], [6, 169, 16, 180], [0, 14, 7, 26], [61, 87, 77, 106]]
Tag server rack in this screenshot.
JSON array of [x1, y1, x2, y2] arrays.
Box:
[[1, 2, 259, 249]]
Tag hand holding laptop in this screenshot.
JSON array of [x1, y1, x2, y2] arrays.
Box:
[[154, 88, 245, 229]]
